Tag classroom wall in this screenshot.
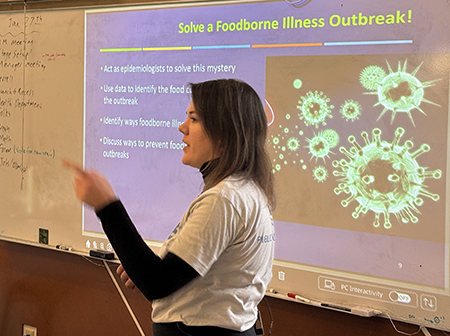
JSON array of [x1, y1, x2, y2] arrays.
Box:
[[0, 239, 443, 336], [0, 1, 445, 335]]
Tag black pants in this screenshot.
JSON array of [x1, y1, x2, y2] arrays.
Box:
[[153, 322, 257, 336]]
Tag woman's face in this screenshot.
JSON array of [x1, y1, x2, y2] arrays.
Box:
[[178, 100, 214, 169]]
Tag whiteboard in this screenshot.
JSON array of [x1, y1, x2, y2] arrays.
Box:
[[1, 0, 450, 331], [0, 7, 85, 251]]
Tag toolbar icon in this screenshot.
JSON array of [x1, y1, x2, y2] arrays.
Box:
[[324, 279, 336, 290], [389, 291, 411, 304], [420, 295, 437, 312]]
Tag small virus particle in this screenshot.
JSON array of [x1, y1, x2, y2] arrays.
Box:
[[360, 65, 386, 90], [306, 132, 333, 163], [320, 129, 339, 148], [287, 137, 301, 151], [313, 165, 328, 183], [293, 79, 303, 89], [366, 59, 441, 126], [286, 114, 291, 120], [340, 100, 362, 122], [270, 122, 304, 173], [332, 127, 441, 229], [297, 90, 334, 128]]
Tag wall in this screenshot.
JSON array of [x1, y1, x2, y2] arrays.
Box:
[[0, 1, 446, 335], [0, 239, 443, 336], [0, 240, 153, 335]]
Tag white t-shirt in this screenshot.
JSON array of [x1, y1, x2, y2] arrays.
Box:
[[152, 176, 275, 331]]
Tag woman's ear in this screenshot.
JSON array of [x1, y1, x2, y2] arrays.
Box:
[[212, 140, 223, 159]]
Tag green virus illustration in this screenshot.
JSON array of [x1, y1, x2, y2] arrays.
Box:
[[297, 90, 333, 128], [360, 65, 386, 90], [293, 79, 303, 89], [306, 131, 334, 163], [272, 137, 280, 145], [269, 123, 304, 173], [340, 100, 362, 122], [332, 127, 442, 229], [320, 129, 339, 148], [313, 165, 328, 183], [287, 137, 301, 151], [366, 59, 441, 126]]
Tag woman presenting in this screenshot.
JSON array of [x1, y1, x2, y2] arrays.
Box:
[[64, 79, 276, 336]]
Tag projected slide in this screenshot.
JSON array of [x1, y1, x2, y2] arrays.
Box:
[[267, 53, 448, 288], [85, 0, 449, 294]]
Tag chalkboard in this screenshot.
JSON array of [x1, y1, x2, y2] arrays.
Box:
[[1, 0, 450, 332]]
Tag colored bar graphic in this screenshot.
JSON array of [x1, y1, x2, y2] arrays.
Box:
[[143, 46, 192, 51], [252, 43, 322, 48], [193, 44, 251, 50], [324, 40, 413, 46], [100, 48, 142, 52], [100, 40, 412, 52]]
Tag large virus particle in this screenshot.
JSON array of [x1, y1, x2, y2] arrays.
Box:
[[332, 127, 441, 229], [366, 59, 440, 126], [360, 65, 386, 90], [313, 165, 328, 183], [306, 131, 333, 163], [297, 90, 333, 128]]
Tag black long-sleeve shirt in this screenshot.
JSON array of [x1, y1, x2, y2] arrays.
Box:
[[97, 200, 199, 301], [96, 162, 217, 301]]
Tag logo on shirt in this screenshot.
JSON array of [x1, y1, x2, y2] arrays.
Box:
[[257, 233, 275, 244], [167, 222, 181, 240]]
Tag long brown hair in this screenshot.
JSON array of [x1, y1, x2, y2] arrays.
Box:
[[189, 79, 275, 209]]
